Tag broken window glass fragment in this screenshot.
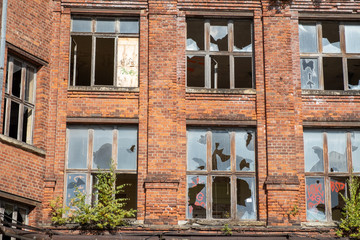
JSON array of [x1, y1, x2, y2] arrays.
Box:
[[299, 23, 318, 53], [323, 57, 344, 90], [304, 131, 324, 172], [237, 177, 256, 220], [347, 59, 360, 90], [187, 175, 207, 219], [187, 56, 205, 87], [66, 173, 87, 206], [301, 59, 319, 89], [93, 127, 113, 169], [345, 25, 360, 53], [117, 38, 138, 87], [328, 131, 348, 173], [351, 132, 360, 172], [234, 21, 252, 52], [306, 177, 326, 221], [236, 130, 255, 171], [210, 20, 228, 52], [212, 130, 231, 170], [322, 22, 340, 53], [187, 19, 204, 51], [330, 177, 347, 221], [187, 129, 207, 171], [117, 127, 137, 170], [212, 176, 231, 219]]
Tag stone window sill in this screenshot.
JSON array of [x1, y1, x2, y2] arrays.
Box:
[[0, 134, 45, 157], [186, 87, 256, 95], [302, 89, 360, 96], [68, 86, 139, 92], [301, 221, 338, 228]]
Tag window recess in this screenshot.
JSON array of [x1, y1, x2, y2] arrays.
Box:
[[186, 19, 254, 90], [69, 17, 139, 88], [299, 22, 360, 91]]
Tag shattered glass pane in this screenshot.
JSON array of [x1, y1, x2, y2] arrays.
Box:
[[72, 18, 92, 32], [351, 132, 360, 172], [345, 25, 360, 53], [330, 177, 347, 221], [304, 130, 324, 172], [66, 173, 87, 206], [299, 23, 318, 53], [120, 19, 139, 34], [324, 57, 344, 90], [212, 130, 230, 171], [301, 58, 319, 89], [93, 127, 113, 169], [187, 19, 204, 51], [67, 127, 88, 169], [347, 59, 360, 90], [306, 177, 326, 221], [12, 60, 22, 98], [212, 176, 231, 219], [187, 56, 205, 87], [322, 22, 340, 53], [187, 175, 207, 219], [237, 177, 256, 220], [235, 130, 255, 171], [96, 18, 115, 33], [211, 55, 230, 89], [234, 57, 252, 88], [117, 127, 137, 170], [210, 20, 228, 52], [328, 131, 348, 173], [234, 21, 252, 52], [187, 129, 207, 171]]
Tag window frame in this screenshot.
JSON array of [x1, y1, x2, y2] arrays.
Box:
[[186, 127, 257, 220], [0, 199, 29, 240], [2, 56, 36, 144], [69, 16, 139, 87], [299, 21, 360, 91], [186, 18, 254, 90], [304, 129, 360, 222]]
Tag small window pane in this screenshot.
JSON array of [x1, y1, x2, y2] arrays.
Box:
[[116, 38, 139, 87], [93, 127, 113, 169], [120, 19, 139, 34], [301, 58, 319, 89], [328, 131, 348, 173], [187, 175, 207, 219], [9, 101, 19, 139], [66, 173, 87, 206], [234, 21, 252, 52], [237, 177, 256, 220], [117, 127, 137, 170], [212, 130, 230, 171], [330, 177, 347, 221], [2, 98, 6, 135], [306, 177, 326, 221], [212, 176, 231, 219], [323, 57, 344, 90], [210, 20, 228, 52], [299, 24, 318, 53], [352, 132, 360, 172], [234, 57, 252, 88], [12, 60, 22, 98], [95, 38, 114, 86], [211, 55, 230, 89], [235, 130, 255, 171], [187, 56, 205, 87], [116, 174, 137, 212], [322, 22, 340, 53], [345, 25, 360, 53], [22, 107, 33, 143], [187, 129, 207, 171], [187, 19, 204, 51], [72, 18, 92, 32], [304, 131, 324, 172], [4, 203, 13, 226], [347, 59, 360, 90], [25, 67, 35, 103], [68, 127, 88, 169], [96, 18, 115, 33], [71, 36, 92, 86]]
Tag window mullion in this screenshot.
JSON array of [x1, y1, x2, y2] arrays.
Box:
[[91, 36, 96, 86], [231, 175, 236, 219], [114, 37, 118, 86], [17, 65, 26, 141], [206, 131, 212, 218], [113, 129, 118, 169], [205, 21, 210, 89], [347, 132, 353, 174]]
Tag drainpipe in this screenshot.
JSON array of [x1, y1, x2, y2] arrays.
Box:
[[0, 0, 8, 121]]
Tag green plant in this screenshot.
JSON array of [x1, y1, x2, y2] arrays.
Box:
[[221, 224, 233, 236], [288, 204, 299, 217], [50, 161, 136, 229], [337, 176, 360, 239]]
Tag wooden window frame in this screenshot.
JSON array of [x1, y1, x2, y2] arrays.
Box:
[[2, 56, 36, 144], [69, 16, 139, 87], [186, 19, 254, 90], [0, 199, 29, 240], [300, 21, 360, 90], [186, 127, 257, 220], [304, 129, 360, 222]]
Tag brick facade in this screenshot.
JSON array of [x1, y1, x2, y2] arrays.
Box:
[[1, 0, 360, 238]]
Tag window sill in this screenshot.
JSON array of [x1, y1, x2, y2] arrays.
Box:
[[301, 221, 338, 228], [186, 87, 256, 95], [68, 86, 139, 92], [186, 219, 266, 226], [302, 89, 360, 96], [0, 134, 46, 157]]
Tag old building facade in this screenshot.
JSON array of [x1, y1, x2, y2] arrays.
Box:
[[1, 0, 360, 238]]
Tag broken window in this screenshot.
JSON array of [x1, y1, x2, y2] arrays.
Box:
[[0, 199, 29, 240], [2, 56, 36, 144], [304, 129, 360, 221], [187, 128, 256, 220], [69, 17, 139, 87], [65, 125, 138, 210], [186, 19, 253, 89], [299, 22, 360, 90]]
